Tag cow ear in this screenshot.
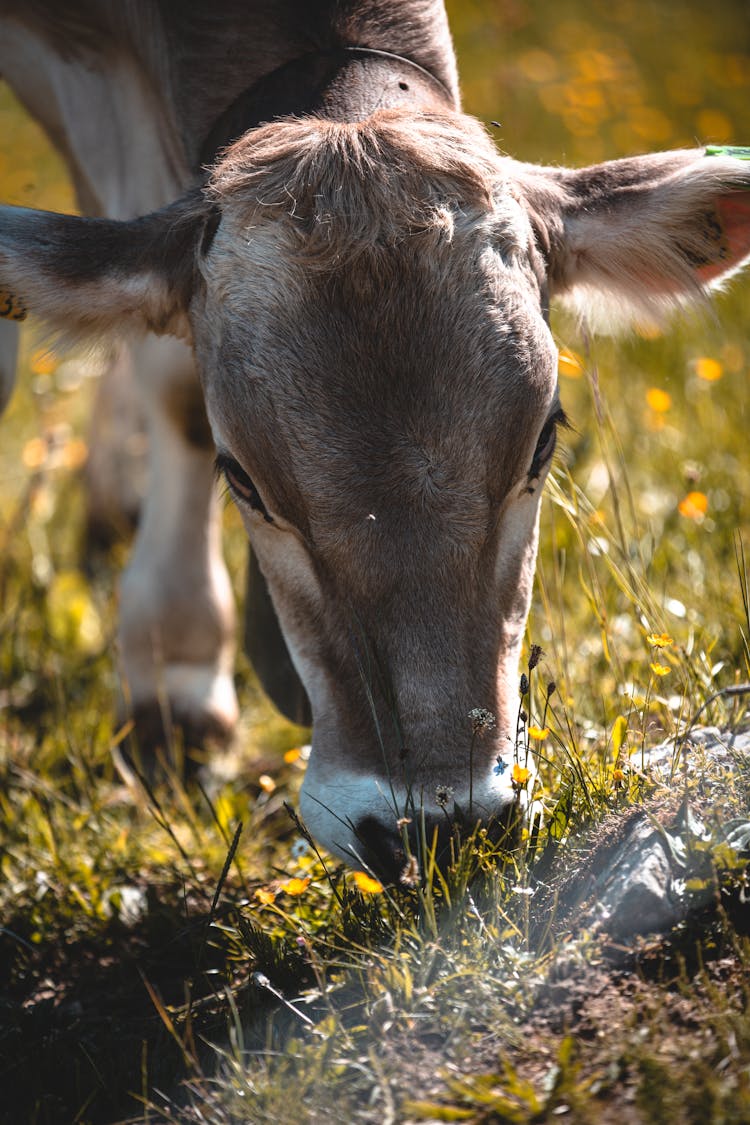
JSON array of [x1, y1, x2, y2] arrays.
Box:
[[519, 148, 750, 328], [0, 191, 212, 344]]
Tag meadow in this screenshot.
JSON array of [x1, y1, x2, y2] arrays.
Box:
[[1, 1, 750, 1121]]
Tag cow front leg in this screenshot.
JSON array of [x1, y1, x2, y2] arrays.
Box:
[[117, 335, 238, 757], [84, 341, 146, 550]]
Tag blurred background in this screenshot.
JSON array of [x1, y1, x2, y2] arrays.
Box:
[[1, 0, 749, 751]]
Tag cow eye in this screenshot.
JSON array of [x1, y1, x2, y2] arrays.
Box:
[[215, 453, 273, 523], [529, 408, 568, 480]]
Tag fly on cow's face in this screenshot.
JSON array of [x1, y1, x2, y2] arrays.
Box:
[[215, 452, 273, 522]]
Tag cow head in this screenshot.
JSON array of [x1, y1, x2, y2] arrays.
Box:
[[2, 109, 749, 877]]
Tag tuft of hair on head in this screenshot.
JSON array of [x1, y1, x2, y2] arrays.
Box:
[[208, 108, 506, 267]]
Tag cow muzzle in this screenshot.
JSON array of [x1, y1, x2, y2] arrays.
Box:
[[297, 754, 530, 883]]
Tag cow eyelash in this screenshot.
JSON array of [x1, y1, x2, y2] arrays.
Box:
[[215, 453, 273, 523], [529, 407, 570, 480]]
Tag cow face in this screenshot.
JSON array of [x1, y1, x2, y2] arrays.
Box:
[[195, 112, 559, 871], [1, 109, 749, 876]]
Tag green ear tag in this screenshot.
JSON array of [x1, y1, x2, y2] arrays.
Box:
[[0, 290, 27, 321], [705, 145, 750, 160]]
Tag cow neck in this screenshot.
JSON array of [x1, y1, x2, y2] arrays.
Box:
[[199, 46, 455, 169]]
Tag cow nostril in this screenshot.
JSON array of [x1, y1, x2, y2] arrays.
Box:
[[353, 815, 406, 884], [353, 813, 461, 885]]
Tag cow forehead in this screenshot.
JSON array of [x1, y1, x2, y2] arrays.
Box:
[[200, 196, 556, 482]]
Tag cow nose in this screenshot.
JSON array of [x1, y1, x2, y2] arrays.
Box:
[[298, 756, 527, 875], [353, 814, 450, 884], [353, 807, 522, 885]]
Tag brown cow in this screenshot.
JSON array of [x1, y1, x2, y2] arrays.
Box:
[[1, 2, 749, 877]]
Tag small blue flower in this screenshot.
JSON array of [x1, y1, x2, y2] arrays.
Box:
[[493, 757, 508, 776]]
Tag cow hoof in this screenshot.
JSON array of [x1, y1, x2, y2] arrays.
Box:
[[116, 690, 238, 779], [84, 501, 140, 557]]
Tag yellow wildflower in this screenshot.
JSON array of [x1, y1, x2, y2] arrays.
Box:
[[647, 633, 673, 648], [558, 347, 584, 379], [678, 491, 708, 519], [646, 387, 672, 413], [353, 871, 384, 894], [527, 726, 549, 741], [255, 888, 277, 905], [512, 763, 532, 787], [650, 662, 671, 676], [694, 356, 723, 382], [282, 877, 310, 896]]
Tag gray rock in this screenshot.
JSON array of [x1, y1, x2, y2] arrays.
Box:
[[583, 806, 712, 940], [560, 726, 750, 942]]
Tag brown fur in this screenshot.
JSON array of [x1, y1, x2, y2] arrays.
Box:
[[210, 109, 501, 265]]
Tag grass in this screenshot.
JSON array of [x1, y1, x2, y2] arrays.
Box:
[[3, 1, 750, 1121]]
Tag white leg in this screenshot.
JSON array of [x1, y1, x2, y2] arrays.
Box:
[[0, 26, 232, 750], [84, 341, 146, 548], [118, 335, 238, 750]]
